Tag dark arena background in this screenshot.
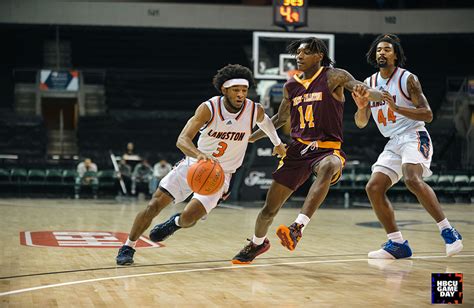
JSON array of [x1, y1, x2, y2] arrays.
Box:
[[0, 0, 473, 306]]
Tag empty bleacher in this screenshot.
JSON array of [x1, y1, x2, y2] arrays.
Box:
[[0, 111, 48, 158]]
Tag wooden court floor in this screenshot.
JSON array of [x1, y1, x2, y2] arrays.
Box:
[[0, 198, 472, 307]]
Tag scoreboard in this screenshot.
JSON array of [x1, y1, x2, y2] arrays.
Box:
[[273, 0, 308, 29]]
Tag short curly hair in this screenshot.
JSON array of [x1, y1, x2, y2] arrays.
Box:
[[212, 64, 255, 92]]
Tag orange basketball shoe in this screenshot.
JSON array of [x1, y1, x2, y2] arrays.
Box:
[[276, 222, 303, 251]]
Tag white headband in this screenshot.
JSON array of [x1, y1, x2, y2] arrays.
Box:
[[223, 78, 249, 88]]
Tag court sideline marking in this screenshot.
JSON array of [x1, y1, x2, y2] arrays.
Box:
[[1, 254, 473, 297]]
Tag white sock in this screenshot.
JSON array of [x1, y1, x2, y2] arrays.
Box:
[[437, 218, 452, 231], [295, 213, 310, 226], [174, 216, 181, 227], [387, 231, 404, 244], [295, 213, 310, 232], [252, 235, 265, 246], [125, 238, 137, 248]]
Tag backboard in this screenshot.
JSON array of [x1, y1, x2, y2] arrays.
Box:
[[253, 31, 335, 80]]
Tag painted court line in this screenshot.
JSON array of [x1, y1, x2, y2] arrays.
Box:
[[218, 203, 244, 210], [1, 254, 473, 297]]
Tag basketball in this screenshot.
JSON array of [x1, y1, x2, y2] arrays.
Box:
[[186, 159, 225, 195]]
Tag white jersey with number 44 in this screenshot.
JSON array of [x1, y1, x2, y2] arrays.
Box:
[[195, 96, 258, 174], [365, 67, 425, 138]]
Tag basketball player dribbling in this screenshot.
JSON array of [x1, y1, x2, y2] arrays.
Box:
[[352, 34, 462, 259], [232, 37, 385, 264], [116, 64, 286, 265]]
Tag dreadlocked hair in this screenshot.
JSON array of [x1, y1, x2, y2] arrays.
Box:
[[286, 37, 334, 67], [212, 64, 255, 92], [366, 33, 407, 68]]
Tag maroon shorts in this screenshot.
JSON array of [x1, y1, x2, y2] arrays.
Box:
[[272, 140, 346, 191]]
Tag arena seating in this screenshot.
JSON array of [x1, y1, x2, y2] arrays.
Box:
[[0, 160, 472, 202], [0, 112, 47, 158], [330, 170, 473, 205]]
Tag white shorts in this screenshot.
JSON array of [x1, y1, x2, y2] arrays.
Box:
[[159, 158, 231, 213], [372, 129, 433, 185]]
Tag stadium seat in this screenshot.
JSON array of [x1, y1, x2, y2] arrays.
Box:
[[62, 170, 78, 186], [436, 175, 456, 202], [10, 168, 27, 182], [0, 168, 11, 185], [437, 175, 454, 188], [45, 169, 63, 185], [354, 174, 370, 188], [424, 174, 438, 187], [44, 169, 64, 195], [98, 170, 115, 186], [453, 175, 469, 188], [338, 173, 355, 188], [27, 169, 46, 185], [453, 175, 471, 202], [98, 170, 117, 194]]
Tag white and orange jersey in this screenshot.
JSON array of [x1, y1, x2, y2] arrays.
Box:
[[365, 67, 425, 138], [195, 96, 258, 173]]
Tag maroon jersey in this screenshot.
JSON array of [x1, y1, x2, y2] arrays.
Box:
[[285, 67, 344, 142]]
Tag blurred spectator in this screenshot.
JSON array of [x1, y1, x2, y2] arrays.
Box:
[[75, 158, 98, 199], [131, 158, 153, 195], [117, 158, 132, 195], [149, 159, 172, 193], [122, 142, 141, 164]]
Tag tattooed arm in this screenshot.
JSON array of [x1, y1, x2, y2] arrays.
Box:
[[328, 68, 383, 102], [384, 74, 433, 123]]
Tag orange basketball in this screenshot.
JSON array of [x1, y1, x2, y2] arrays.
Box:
[[186, 160, 225, 195]]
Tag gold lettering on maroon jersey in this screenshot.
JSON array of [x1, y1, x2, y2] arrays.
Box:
[[303, 92, 323, 102], [293, 92, 323, 106], [292, 96, 303, 106]]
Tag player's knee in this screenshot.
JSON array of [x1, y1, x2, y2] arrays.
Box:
[[146, 195, 168, 216], [365, 180, 382, 197], [404, 176, 424, 192], [318, 159, 340, 179]]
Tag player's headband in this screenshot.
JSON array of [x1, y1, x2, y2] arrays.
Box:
[[223, 79, 249, 88]]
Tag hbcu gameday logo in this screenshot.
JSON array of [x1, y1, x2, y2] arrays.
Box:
[[20, 231, 163, 248], [431, 273, 463, 304]]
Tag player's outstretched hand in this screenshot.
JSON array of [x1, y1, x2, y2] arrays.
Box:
[[352, 84, 369, 109], [273, 143, 287, 158]]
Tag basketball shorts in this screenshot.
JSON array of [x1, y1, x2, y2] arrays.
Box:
[[159, 157, 231, 213], [272, 140, 346, 191], [372, 129, 433, 185]]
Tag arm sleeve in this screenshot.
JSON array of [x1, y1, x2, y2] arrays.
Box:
[[256, 113, 282, 146]]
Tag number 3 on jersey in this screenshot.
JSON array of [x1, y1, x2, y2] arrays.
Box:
[[377, 108, 396, 126], [212, 141, 228, 157]]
